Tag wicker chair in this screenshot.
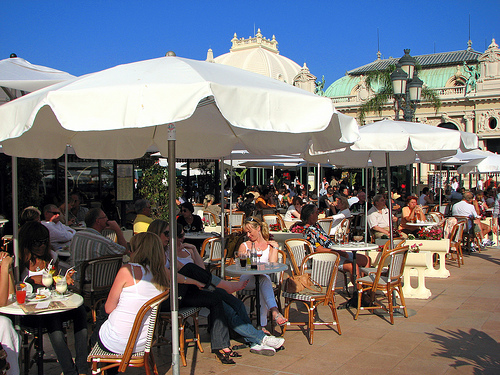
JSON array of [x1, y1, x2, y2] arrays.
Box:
[[263, 214, 286, 231], [284, 238, 314, 276], [156, 307, 204, 367], [200, 236, 225, 275], [354, 246, 409, 324], [449, 222, 465, 267], [87, 290, 169, 374], [317, 218, 333, 235], [282, 252, 341, 344], [224, 211, 246, 233]]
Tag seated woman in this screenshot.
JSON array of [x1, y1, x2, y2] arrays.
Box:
[[19, 222, 87, 375], [98, 232, 168, 356], [203, 194, 221, 224], [148, 221, 242, 364], [238, 217, 287, 330], [254, 187, 276, 218], [0, 251, 19, 375], [177, 202, 203, 233], [284, 196, 303, 225], [398, 196, 426, 237], [301, 204, 370, 282], [328, 196, 352, 237], [147, 220, 284, 355]]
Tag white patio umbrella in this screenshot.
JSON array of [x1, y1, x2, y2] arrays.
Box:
[[457, 151, 500, 174], [307, 119, 479, 247], [0, 54, 360, 373]]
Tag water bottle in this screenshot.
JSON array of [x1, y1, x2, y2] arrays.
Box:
[[250, 242, 258, 270]]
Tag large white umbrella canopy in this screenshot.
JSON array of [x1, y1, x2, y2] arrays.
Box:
[[0, 56, 76, 92], [0, 55, 360, 373], [307, 119, 478, 167], [0, 56, 359, 159], [426, 149, 490, 165], [458, 151, 500, 174], [306, 119, 478, 247]]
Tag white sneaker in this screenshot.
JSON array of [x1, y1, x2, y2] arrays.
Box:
[[262, 335, 285, 349], [249, 343, 276, 356]]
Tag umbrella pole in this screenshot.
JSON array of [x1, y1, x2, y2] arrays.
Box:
[[11, 157, 19, 279], [386, 152, 393, 249], [220, 157, 226, 278], [364, 167, 368, 243], [167, 125, 180, 375], [317, 163, 320, 200], [439, 162, 442, 209], [65, 146, 69, 223]]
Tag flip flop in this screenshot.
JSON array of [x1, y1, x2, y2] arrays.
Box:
[[274, 312, 288, 326]]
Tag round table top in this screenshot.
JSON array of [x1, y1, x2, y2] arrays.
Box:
[[406, 221, 436, 227], [184, 231, 220, 240], [0, 292, 83, 316], [330, 242, 379, 252], [226, 262, 288, 276]]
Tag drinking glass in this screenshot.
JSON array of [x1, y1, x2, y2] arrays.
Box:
[[55, 278, 67, 296], [16, 284, 27, 304], [42, 271, 53, 288], [239, 253, 247, 269]]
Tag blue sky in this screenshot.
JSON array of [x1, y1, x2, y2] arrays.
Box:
[[1, 1, 498, 88]]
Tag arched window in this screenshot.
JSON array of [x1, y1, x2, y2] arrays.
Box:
[[438, 122, 459, 130], [489, 117, 498, 130]]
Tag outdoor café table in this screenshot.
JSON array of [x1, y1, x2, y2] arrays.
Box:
[[406, 221, 436, 228], [184, 231, 220, 252], [226, 262, 288, 328], [0, 292, 84, 375], [330, 242, 379, 303]]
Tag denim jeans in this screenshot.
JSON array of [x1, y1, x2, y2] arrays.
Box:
[[214, 288, 265, 345]]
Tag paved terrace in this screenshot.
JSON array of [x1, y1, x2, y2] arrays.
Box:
[[37, 247, 500, 375]]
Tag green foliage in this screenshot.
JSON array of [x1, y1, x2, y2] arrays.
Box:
[[139, 162, 181, 221], [234, 168, 247, 181]]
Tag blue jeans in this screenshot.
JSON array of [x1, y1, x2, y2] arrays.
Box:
[[214, 288, 266, 345]]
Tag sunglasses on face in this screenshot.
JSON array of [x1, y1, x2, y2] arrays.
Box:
[[32, 238, 49, 247], [163, 230, 170, 237]]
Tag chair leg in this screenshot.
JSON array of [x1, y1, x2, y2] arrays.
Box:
[[396, 284, 408, 318], [179, 318, 187, 367], [194, 313, 204, 353], [282, 300, 290, 335], [387, 288, 394, 325], [308, 302, 314, 345], [329, 299, 342, 335], [354, 285, 362, 320]]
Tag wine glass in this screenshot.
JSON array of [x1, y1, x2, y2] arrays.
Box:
[[353, 235, 363, 243]]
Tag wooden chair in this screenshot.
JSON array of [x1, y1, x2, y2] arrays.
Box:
[[449, 222, 465, 267], [317, 218, 333, 235], [79, 255, 123, 324], [262, 214, 286, 231], [284, 238, 314, 276], [203, 211, 218, 226], [87, 290, 169, 374], [101, 229, 117, 243], [354, 246, 409, 324], [282, 252, 342, 344], [156, 307, 204, 367], [359, 238, 406, 276], [455, 216, 481, 253], [332, 218, 350, 243], [200, 236, 225, 275], [224, 211, 246, 233]]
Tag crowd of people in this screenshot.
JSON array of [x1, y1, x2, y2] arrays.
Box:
[[1, 173, 499, 373]]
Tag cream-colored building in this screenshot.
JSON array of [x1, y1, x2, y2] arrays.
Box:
[[207, 29, 317, 93], [324, 39, 500, 185]]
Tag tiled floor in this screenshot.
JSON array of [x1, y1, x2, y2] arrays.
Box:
[[32, 246, 500, 374]]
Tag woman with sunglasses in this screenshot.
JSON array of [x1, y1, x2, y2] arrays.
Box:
[[237, 216, 287, 330], [148, 220, 242, 364], [177, 202, 203, 233], [148, 220, 285, 356], [19, 221, 88, 375]]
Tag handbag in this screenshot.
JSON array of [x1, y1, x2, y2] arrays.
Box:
[[284, 273, 321, 293]]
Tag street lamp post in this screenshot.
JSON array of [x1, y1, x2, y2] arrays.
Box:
[[390, 49, 423, 122]]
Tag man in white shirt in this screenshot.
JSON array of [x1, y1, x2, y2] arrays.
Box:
[[367, 195, 397, 239], [42, 204, 76, 250]]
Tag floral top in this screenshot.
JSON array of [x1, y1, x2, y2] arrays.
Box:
[[304, 223, 334, 249]]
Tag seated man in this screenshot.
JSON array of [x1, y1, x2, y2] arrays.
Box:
[[69, 208, 128, 281], [452, 191, 488, 249], [60, 192, 89, 225], [367, 194, 397, 240], [328, 196, 352, 237], [132, 199, 153, 233], [41, 204, 76, 250]]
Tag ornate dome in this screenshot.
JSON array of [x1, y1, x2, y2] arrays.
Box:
[[208, 29, 302, 85]]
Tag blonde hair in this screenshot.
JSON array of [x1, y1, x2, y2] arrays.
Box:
[[129, 232, 169, 291], [203, 194, 215, 209], [244, 216, 270, 240]]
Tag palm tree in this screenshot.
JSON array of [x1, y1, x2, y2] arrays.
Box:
[[358, 64, 441, 124]]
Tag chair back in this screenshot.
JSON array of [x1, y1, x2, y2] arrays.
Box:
[[193, 204, 204, 218], [224, 211, 246, 232], [101, 229, 117, 243], [200, 236, 223, 261], [284, 238, 313, 276], [335, 218, 350, 242], [300, 252, 340, 299], [317, 218, 333, 234], [80, 254, 123, 294], [386, 246, 409, 283], [262, 214, 285, 231], [269, 249, 287, 285], [118, 290, 170, 372], [203, 211, 217, 226], [450, 222, 465, 244]]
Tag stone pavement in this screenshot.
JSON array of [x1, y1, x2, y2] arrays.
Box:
[[34, 246, 500, 374]]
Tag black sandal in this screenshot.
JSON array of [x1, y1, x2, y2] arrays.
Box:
[[227, 349, 242, 358], [214, 350, 236, 365]]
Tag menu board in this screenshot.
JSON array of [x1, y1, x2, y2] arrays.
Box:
[[116, 164, 134, 201]]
